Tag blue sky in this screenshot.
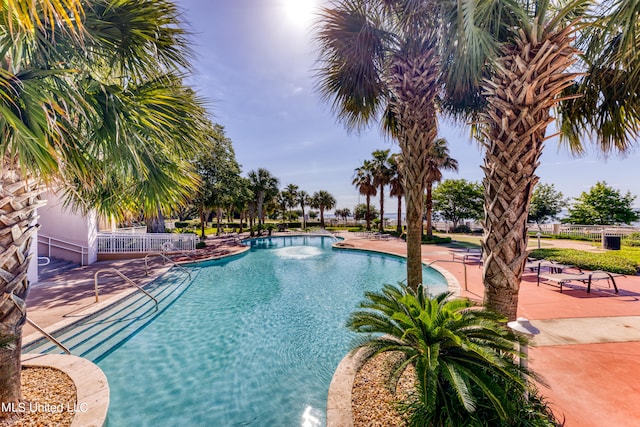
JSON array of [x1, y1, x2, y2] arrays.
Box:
[[176, 0, 640, 212]]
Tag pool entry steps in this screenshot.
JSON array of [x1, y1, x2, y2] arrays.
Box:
[[23, 266, 197, 362]]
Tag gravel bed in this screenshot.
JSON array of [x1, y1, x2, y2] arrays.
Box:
[[352, 352, 416, 427], [0, 367, 76, 427]]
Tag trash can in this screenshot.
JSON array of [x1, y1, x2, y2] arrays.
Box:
[[602, 235, 621, 250]]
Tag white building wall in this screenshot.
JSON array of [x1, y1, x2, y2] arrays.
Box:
[[36, 191, 98, 265]]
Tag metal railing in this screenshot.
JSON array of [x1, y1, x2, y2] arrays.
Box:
[[532, 224, 639, 240], [25, 317, 71, 355], [96, 232, 198, 253], [94, 268, 158, 310], [144, 252, 192, 277], [10, 297, 71, 354], [38, 234, 90, 266]]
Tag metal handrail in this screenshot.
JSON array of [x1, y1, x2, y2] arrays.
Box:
[[426, 259, 472, 291], [25, 317, 71, 355], [94, 268, 158, 310], [38, 234, 89, 265], [10, 296, 71, 354], [144, 252, 192, 277]]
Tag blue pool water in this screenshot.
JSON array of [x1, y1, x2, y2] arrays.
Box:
[[98, 236, 448, 426]]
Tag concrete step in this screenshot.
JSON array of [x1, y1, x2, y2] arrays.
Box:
[[23, 268, 196, 361]]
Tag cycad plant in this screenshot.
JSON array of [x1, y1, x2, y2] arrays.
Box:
[[347, 285, 556, 426]]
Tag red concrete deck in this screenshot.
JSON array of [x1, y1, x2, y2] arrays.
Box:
[[338, 232, 640, 427], [25, 232, 640, 426]]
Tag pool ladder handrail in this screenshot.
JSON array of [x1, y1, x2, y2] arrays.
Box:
[[9, 297, 71, 354], [94, 268, 158, 311], [25, 317, 71, 355], [144, 252, 192, 277]]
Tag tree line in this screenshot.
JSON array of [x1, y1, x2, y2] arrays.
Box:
[[182, 133, 339, 237]]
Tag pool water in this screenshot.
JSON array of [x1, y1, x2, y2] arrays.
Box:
[[98, 236, 448, 426]]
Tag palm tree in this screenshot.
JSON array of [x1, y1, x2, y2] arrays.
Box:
[[470, 1, 640, 319], [296, 190, 311, 229], [370, 149, 392, 232], [347, 284, 556, 425], [1, 0, 205, 404], [311, 190, 336, 228], [316, 1, 445, 289], [388, 154, 404, 234], [284, 184, 299, 223], [247, 168, 279, 235], [424, 138, 458, 239], [352, 161, 377, 231]]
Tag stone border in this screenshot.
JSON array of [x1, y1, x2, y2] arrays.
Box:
[[326, 348, 367, 427], [22, 353, 109, 427]]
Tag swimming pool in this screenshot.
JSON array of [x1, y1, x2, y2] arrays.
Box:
[[98, 236, 448, 426]]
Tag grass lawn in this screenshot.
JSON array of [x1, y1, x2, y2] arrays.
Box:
[[528, 246, 640, 275], [436, 233, 640, 275]]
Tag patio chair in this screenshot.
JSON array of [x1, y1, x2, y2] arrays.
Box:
[[537, 270, 621, 293]]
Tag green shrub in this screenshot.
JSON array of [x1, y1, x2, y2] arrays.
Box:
[[348, 285, 557, 426], [195, 241, 206, 249], [422, 235, 452, 244], [452, 224, 471, 233]]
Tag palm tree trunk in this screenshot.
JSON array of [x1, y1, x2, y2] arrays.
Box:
[[199, 203, 206, 239], [481, 24, 579, 319], [396, 196, 402, 234], [146, 208, 166, 233], [320, 208, 325, 228], [365, 195, 371, 231], [0, 165, 45, 405], [389, 51, 440, 290], [425, 183, 434, 238], [378, 185, 385, 232]]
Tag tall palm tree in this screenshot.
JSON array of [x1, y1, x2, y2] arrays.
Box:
[[284, 184, 299, 223], [347, 285, 555, 425], [1, 0, 206, 404], [388, 153, 404, 234], [472, 0, 640, 319], [370, 149, 392, 232], [247, 168, 279, 235], [296, 190, 310, 229], [352, 160, 377, 231], [311, 190, 336, 228], [424, 138, 458, 239], [316, 1, 446, 289]]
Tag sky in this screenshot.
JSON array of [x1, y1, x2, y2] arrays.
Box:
[[175, 0, 640, 213]]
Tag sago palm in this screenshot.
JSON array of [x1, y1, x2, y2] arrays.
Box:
[[347, 284, 556, 426]]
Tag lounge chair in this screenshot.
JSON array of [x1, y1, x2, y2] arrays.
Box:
[[537, 270, 621, 293], [452, 248, 482, 264]]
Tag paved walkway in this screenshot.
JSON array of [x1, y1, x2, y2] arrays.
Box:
[[24, 232, 640, 427]]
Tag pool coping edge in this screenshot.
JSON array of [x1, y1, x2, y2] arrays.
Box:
[[22, 353, 109, 427]]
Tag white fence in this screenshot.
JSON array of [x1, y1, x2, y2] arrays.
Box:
[[96, 233, 198, 253], [533, 224, 639, 240]]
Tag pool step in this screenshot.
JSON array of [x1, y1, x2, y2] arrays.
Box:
[[23, 268, 197, 361]]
